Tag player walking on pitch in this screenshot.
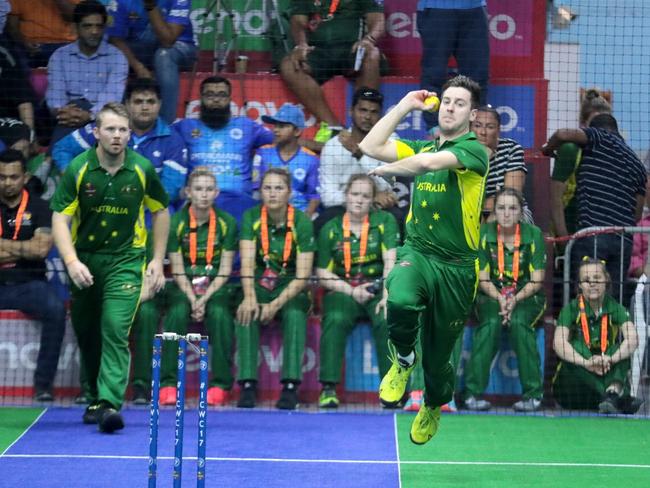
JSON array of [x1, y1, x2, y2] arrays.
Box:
[[51, 103, 170, 433], [359, 75, 489, 444]]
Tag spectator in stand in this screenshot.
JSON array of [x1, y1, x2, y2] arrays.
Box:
[[552, 258, 639, 414], [316, 174, 398, 408], [550, 89, 612, 240], [6, 0, 80, 68], [235, 168, 315, 410], [0, 1, 10, 35], [0, 40, 36, 134], [543, 114, 646, 303], [463, 188, 546, 412], [52, 78, 187, 206], [157, 167, 238, 407], [316, 87, 402, 232], [0, 118, 49, 196], [46, 1, 128, 143], [107, 0, 197, 124], [256, 103, 320, 216], [417, 1, 489, 133], [0, 149, 66, 401], [173, 76, 274, 222], [471, 105, 531, 222], [280, 0, 385, 142]]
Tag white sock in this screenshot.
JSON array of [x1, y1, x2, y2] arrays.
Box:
[[397, 351, 415, 366]]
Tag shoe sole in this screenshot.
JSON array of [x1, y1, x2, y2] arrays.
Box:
[[99, 412, 125, 433], [409, 433, 432, 445]]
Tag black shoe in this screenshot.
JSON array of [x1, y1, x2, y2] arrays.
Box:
[[237, 381, 257, 408], [97, 402, 125, 433], [34, 388, 54, 402], [276, 382, 299, 410], [598, 392, 621, 414], [131, 385, 149, 405], [618, 395, 643, 415], [82, 403, 102, 424]]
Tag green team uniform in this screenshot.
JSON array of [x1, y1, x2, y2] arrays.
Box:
[[290, 0, 385, 84], [464, 221, 547, 401], [159, 205, 239, 389], [552, 296, 632, 409], [317, 210, 400, 384], [386, 133, 488, 407], [237, 205, 316, 382], [50, 148, 169, 409], [551, 142, 582, 235]]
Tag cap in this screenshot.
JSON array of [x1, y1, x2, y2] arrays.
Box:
[[261, 103, 305, 129], [0, 118, 31, 146]]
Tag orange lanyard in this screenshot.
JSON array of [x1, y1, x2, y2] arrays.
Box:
[[497, 224, 520, 288], [0, 189, 29, 240], [312, 0, 339, 21], [188, 206, 217, 271], [578, 295, 608, 354], [343, 213, 369, 279], [261, 205, 294, 269]]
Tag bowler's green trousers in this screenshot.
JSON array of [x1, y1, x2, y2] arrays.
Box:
[[318, 291, 390, 385], [160, 283, 237, 389], [386, 243, 478, 407], [465, 293, 546, 400], [71, 251, 144, 409], [236, 285, 310, 383]]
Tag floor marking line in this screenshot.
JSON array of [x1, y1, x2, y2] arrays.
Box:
[[0, 408, 48, 457], [393, 414, 402, 488], [2, 454, 650, 469]]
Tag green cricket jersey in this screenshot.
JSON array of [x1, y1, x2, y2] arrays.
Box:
[[167, 205, 238, 278], [557, 295, 630, 352], [317, 210, 399, 279], [396, 132, 489, 263], [50, 148, 169, 254], [291, 0, 383, 46], [478, 221, 547, 294], [240, 204, 316, 286]]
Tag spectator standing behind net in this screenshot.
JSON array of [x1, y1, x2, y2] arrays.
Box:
[[471, 105, 531, 222], [316, 87, 403, 233], [280, 0, 386, 143], [0, 1, 9, 34], [256, 103, 320, 216], [51, 103, 170, 434], [5, 0, 80, 69], [157, 167, 238, 408], [463, 188, 546, 413], [107, 0, 197, 124], [173, 76, 274, 223], [360, 76, 489, 445], [46, 1, 128, 144], [417, 1, 489, 133], [552, 258, 639, 414], [235, 168, 315, 411], [316, 174, 399, 409], [543, 114, 646, 303], [52, 77, 188, 207], [0, 39, 36, 135], [0, 149, 66, 402], [550, 89, 612, 241]]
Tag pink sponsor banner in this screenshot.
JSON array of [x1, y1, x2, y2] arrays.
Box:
[[381, 0, 544, 78]]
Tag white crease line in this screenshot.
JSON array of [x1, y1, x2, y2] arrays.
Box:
[[0, 408, 48, 457]]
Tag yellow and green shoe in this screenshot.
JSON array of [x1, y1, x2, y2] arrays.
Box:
[[409, 404, 441, 445], [378, 348, 416, 407]]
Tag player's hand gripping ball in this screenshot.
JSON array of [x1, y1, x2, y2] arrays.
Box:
[[424, 96, 440, 112]]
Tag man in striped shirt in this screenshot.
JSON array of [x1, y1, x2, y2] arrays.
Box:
[[543, 114, 646, 298]]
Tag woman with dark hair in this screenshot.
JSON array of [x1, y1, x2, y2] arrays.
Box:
[[235, 168, 315, 410], [463, 188, 546, 412], [552, 258, 639, 414], [316, 174, 399, 408]]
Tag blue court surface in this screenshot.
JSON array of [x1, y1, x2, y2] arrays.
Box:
[[0, 408, 400, 487]]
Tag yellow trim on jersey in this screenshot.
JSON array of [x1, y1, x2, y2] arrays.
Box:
[[455, 168, 485, 250], [61, 162, 89, 217], [133, 203, 147, 248], [395, 140, 416, 160], [471, 258, 480, 302]]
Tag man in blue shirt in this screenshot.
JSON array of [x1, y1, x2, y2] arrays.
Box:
[[173, 76, 274, 222], [107, 0, 197, 124], [257, 103, 320, 215], [52, 78, 188, 206], [46, 1, 128, 142]]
